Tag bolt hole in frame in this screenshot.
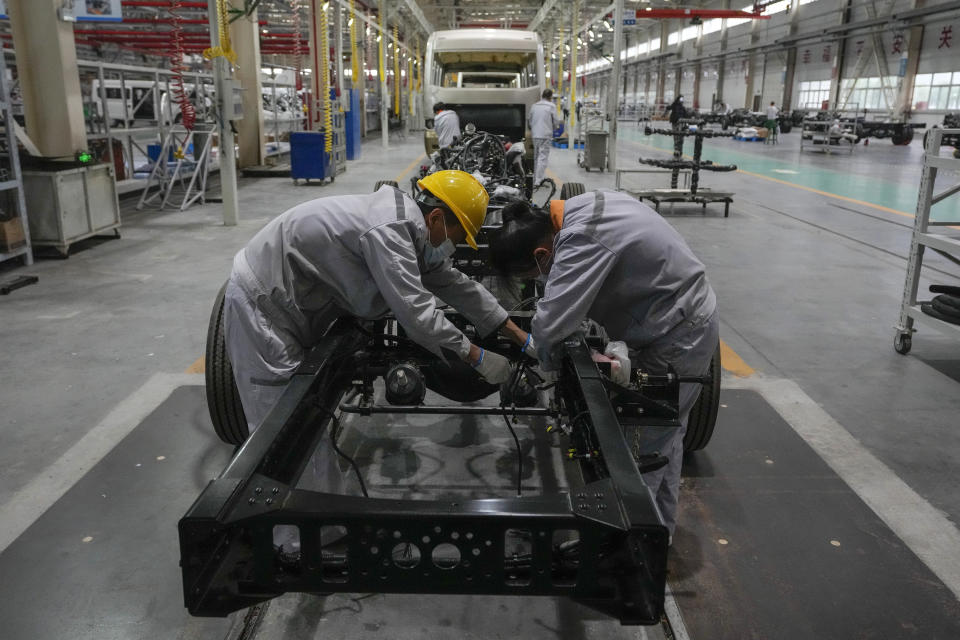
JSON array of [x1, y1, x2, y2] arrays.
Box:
[[179, 314, 687, 624]]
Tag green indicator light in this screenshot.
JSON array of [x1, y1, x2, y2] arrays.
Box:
[[77, 151, 93, 163]]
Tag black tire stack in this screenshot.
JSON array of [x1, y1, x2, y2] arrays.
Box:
[[559, 182, 586, 200], [205, 281, 250, 446], [921, 285, 960, 326], [374, 180, 399, 191]]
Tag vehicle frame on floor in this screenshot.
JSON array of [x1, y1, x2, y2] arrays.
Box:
[[180, 314, 703, 625]]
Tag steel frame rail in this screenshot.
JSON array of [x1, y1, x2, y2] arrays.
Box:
[[179, 321, 670, 625]]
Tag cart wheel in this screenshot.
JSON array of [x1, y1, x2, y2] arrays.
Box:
[[293, 178, 299, 186], [954, 148, 960, 159], [894, 333, 912, 355]]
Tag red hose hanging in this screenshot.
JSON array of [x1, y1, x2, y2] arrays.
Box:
[[167, 0, 196, 130]]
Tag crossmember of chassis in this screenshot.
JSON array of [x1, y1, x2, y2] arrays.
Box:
[[179, 314, 696, 625]]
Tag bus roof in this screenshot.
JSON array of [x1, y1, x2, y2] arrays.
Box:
[[429, 29, 540, 52]]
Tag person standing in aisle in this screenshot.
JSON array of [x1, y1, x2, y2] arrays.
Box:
[[528, 89, 560, 186], [433, 102, 461, 149], [561, 94, 570, 122], [665, 95, 686, 129]]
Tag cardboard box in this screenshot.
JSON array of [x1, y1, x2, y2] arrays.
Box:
[[756, 127, 769, 139], [0, 217, 26, 251]]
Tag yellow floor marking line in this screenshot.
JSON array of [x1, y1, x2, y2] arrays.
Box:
[[185, 356, 205, 374], [719, 339, 755, 378], [394, 153, 426, 184], [545, 167, 563, 186]]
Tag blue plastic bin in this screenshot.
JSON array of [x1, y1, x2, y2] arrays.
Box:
[[290, 131, 331, 182]]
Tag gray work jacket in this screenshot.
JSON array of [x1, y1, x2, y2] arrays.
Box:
[[528, 99, 559, 139], [533, 190, 717, 370], [232, 185, 508, 363], [435, 109, 461, 149]]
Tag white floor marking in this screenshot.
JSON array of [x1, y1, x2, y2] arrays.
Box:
[[663, 584, 692, 640], [0, 373, 203, 554], [723, 374, 960, 601]]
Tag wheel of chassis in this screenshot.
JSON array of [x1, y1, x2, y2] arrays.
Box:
[[683, 343, 722, 452], [894, 332, 912, 355], [205, 281, 250, 445], [560, 182, 586, 199], [374, 179, 399, 191], [779, 122, 792, 134]]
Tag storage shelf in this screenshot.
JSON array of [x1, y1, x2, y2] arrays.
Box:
[[906, 305, 960, 338], [918, 232, 960, 253]]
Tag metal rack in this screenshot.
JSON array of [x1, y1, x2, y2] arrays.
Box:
[[894, 128, 960, 354], [0, 48, 31, 266], [800, 119, 855, 154], [577, 107, 609, 171]]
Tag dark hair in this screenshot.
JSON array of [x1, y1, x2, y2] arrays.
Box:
[[432, 102, 445, 114], [416, 189, 459, 226], [542, 89, 553, 100], [488, 200, 553, 275]]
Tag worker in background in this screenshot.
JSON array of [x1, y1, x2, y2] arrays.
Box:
[[224, 170, 531, 494], [665, 94, 686, 129], [561, 94, 570, 122], [765, 101, 779, 133], [487, 192, 719, 540], [528, 88, 560, 186], [433, 102, 461, 149]]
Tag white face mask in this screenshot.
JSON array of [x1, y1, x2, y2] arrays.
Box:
[[423, 218, 456, 268]]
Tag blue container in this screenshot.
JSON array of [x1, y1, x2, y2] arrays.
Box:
[[290, 131, 331, 181], [344, 89, 362, 161]]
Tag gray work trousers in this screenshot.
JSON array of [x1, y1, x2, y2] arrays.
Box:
[[631, 308, 720, 537], [533, 137, 552, 185], [223, 278, 346, 552]]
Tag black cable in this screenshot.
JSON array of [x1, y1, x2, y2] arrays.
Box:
[[502, 412, 523, 498], [315, 403, 369, 498]]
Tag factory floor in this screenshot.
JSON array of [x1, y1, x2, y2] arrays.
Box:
[[0, 126, 959, 639]]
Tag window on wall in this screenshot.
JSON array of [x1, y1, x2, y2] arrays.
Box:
[[912, 72, 960, 110], [839, 76, 898, 110], [797, 80, 831, 108]]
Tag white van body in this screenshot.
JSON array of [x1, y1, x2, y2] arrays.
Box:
[[90, 78, 213, 126], [423, 29, 545, 152]]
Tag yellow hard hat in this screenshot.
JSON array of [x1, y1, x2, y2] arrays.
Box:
[[417, 170, 489, 250]]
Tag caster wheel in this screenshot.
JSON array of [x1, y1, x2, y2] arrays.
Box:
[[293, 179, 299, 185], [894, 333, 912, 355]]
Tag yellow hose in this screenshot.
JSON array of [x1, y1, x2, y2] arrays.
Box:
[[349, 0, 360, 85], [202, 0, 237, 64], [557, 29, 563, 114], [319, 2, 332, 152], [415, 39, 422, 91], [407, 55, 414, 115], [393, 26, 400, 117], [377, 13, 385, 87]]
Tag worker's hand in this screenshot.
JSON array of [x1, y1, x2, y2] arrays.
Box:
[[472, 348, 514, 385], [521, 333, 538, 360]]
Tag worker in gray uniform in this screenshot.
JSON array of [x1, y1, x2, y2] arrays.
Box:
[[433, 102, 461, 149], [223, 170, 529, 495], [528, 88, 560, 186], [487, 191, 719, 538]]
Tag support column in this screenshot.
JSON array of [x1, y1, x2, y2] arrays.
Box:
[[717, 0, 730, 105], [570, 0, 580, 138], [829, 0, 853, 109], [334, 1, 345, 101], [781, 0, 801, 109], [656, 22, 668, 105], [895, 23, 924, 118], [7, 0, 86, 157], [231, 9, 265, 168], [379, 0, 389, 149], [207, 0, 239, 225]]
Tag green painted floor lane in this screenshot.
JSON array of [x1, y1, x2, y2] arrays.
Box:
[[616, 128, 960, 223]]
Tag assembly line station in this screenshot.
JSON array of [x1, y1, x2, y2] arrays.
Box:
[[1, 0, 960, 639]]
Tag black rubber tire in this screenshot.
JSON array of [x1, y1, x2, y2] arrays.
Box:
[[934, 294, 960, 312], [894, 332, 912, 355], [560, 182, 586, 200], [930, 284, 960, 296], [921, 302, 960, 326], [205, 281, 250, 445], [683, 343, 721, 452], [779, 122, 792, 134], [374, 180, 399, 191], [932, 296, 960, 319]]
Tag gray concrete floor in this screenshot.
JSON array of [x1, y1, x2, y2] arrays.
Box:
[[0, 128, 959, 637]]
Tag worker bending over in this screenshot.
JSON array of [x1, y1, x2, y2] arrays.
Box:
[[433, 102, 461, 149], [488, 191, 719, 538], [224, 170, 530, 490], [528, 88, 560, 186]]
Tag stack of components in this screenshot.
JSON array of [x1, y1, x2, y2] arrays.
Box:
[[922, 285, 960, 326], [629, 122, 737, 216]]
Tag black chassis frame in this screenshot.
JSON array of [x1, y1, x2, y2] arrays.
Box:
[[179, 317, 672, 625]]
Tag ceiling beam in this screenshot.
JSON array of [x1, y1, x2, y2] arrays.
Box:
[[529, 0, 561, 31], [402, 0, 436, 35]]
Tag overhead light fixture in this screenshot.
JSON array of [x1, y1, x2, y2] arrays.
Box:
[[322, 2, 329, 10], [605, 21, 614, 31], [348, 18, 353, 26], [588, 30, 595, 37]]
